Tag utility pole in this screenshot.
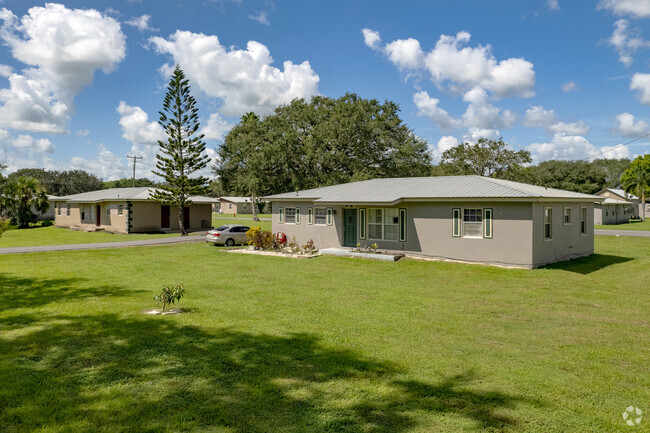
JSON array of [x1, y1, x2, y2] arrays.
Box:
[[126, 155, 143, 187]]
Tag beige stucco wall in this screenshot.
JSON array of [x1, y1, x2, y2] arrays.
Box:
[[54, 202, 81, 228], [54, 201, 212, 234], [594, 203, 631, 225], [531, 202, 594, 267]]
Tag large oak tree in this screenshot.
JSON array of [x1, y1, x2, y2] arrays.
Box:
[[215, 93, 432, 198]]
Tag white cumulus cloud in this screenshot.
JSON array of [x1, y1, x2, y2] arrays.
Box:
[[117, 101, 165, 145], [606, 19, 649, 67], [413, 91, 460, 130], [598, 0, 650, 18], [248, 11, 270, 25], [630, 72, 650, 103], [561, 81, 577, 92], [366, 30, 535, 99], [125, 14, 158, 32], [528, 133, 630, 162], [615, 112, 649, 135], [385, 38, 424, 70], [0, 4, 125, 134], [547, 0, 560, 11], [149, 30, 320, 117], [362, 28, 381, 50], [200, 112, 231, 141], [12, 133, 54, 153], [522, 105, 589, 136]]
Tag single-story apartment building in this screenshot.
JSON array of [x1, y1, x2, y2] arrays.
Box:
[[594, 188, 643, 219], [264, 176, 603, 269], [594, 198, 633, 225], [216, 196, 268, 214], [54, 187, 217, 234]]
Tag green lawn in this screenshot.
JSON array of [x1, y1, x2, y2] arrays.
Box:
[[0, 226, 179, 248], [213, 212, 272, 219], [0, 236, 648, 432], [595, 218, 650, 231], [212, 216, 272, 231]]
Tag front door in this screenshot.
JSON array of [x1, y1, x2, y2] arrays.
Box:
[[343, 209, 357, 247], [161, 205, 170, 228], [183, 207, 190, 229], [96, 205, 101, 226]]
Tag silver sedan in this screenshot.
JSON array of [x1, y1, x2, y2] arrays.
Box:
[[205, 224, 251, 246]]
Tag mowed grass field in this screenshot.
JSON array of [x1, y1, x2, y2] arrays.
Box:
[[0, 236, 648, 432], [0, 217, 270, 248], [595, 218, 650, 231]]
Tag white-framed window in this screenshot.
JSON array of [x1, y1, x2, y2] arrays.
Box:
[[580, 207, 587, 235], [326, 208, 333, 226], [463, 208, 483, 238], [118, 204, 124, 216], [544, 207, 553, 240], [278, 207, 284, 223], [285, 207, 296, 224], [66, 204, 70, 216], [359, 208, 366, 240], [106, 205, 111, 216], [563, 207, 571, 225], [57, 204, 61, 216], [228, 203, 232, 210], [308, 208, 313, 225], [314, 208, 327, 225], [295, 207, 301, 224], [368, 208, 399, 241]]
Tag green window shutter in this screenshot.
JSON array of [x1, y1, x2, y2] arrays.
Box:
[[452, 208, 461, 237], [327, 208, 333, 226], [296, 207, 301, 224], [399, 208, 407, 242], [359, 208, 366, 239], [279, 207, 284, 224], [308, 208, 313, 225], [483, 208, 493, 238]]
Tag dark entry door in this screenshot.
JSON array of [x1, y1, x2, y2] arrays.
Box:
[[183, 207, 190, 229], [161, 205, 170, 228], [343, 209, 357, 247], [96, 205, 101, 226]]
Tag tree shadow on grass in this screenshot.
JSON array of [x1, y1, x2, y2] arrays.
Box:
[[541, 254, 633, 275], [0, 274, 141, 312], [0, 313, 539, 432]]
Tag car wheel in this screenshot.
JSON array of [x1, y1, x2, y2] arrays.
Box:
[[225, 238, 235, 247]]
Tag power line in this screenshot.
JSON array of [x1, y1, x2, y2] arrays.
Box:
[[579, 132, 650, 161]]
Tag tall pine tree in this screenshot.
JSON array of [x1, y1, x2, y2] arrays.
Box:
[[152, 65, 209, 236]]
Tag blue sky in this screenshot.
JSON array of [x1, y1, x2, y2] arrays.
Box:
[[0, 0, 649, 180]]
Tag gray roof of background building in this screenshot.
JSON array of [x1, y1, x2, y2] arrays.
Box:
[[57, 187, 218, 204], [264, 176, 602, 204], [603, 188, 639, 200]]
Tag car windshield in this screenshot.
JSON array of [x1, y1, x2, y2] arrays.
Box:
[[215, 225, 229, 231]]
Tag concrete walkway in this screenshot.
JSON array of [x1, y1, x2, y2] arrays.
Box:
[[595, 229, 650, 238], [0, 233, 206, 255]]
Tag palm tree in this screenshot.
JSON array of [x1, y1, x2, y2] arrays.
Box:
[[621, 155, 650, 221], [1, 176, 49, 228]]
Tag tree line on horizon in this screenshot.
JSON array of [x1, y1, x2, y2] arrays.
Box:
[[1, 90, 648, 227]]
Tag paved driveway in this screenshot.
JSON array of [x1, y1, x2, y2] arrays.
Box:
[[595, 229, 650, 238], [0, 234, 206, 255]]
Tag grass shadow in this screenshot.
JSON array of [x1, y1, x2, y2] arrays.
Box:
[[0, 313, 538, 432], [0, 274, 141, 312], [542, 254, 633, 275]]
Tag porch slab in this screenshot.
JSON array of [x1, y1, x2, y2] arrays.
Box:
[[320, 248, 404, 262]]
